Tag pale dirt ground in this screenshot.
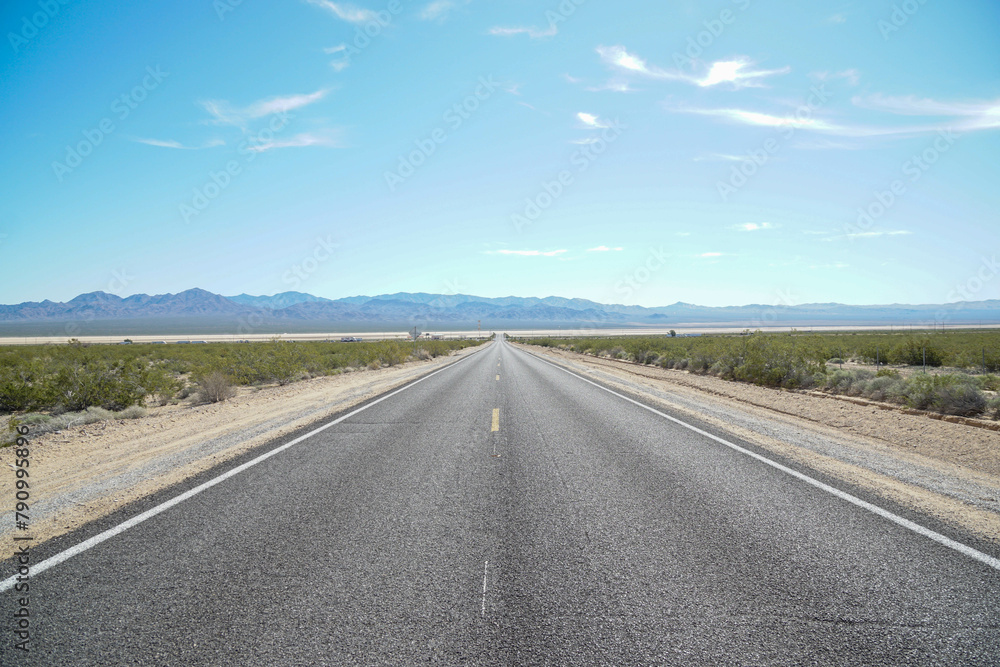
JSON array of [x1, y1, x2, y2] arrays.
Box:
[[0, 347, 481, 559], [517, 344, 1000, 547]]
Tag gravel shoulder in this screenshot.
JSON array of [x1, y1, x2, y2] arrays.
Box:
[[0, 347, 482, 559], [517, 344, 1000, 547]]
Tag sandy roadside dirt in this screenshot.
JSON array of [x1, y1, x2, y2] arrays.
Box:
[[517, 344, 1000, 546], [0, 347, 482, 559]]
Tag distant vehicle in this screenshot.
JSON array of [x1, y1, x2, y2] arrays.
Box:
[[151, 341, 166, 344], [340, 336, 363, 342]]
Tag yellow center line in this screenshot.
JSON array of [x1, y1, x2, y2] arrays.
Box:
[[491, 408, 499, 432], [496, 374, 500, 381]]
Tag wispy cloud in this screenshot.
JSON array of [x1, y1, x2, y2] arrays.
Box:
[[131, 138, 225, 150], [200, 89, 328, 127], [487, 249, 568, 257], [851, 94, 1000, 131], [673, 94, 1000, 138], [826, 13, 847, 24], [586, 246, 623, 252], [698, 58, 790, 88], [420, 0, 469, 20], [812, 68, 860, 86], [846, 230, 912, 239], [596, 46, 788, 89], [694, 153, 745, 162], [488, 24, 557, 38], [324, 44, 351, 71], [733, 222, 777, 232], [576, 112, 611, 129], [244, 131, 344, 153], [585, 80, 635, 93], [699, 252, 725, 258], [305, 0, 378, 23]]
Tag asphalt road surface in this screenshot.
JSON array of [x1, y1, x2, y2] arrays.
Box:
[[3, 337, 999, 665]]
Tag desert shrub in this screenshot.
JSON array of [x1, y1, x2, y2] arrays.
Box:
[[633, 350, 658, 365], [987, 396, 1000, 420], [889, 337, 944, 366], [116, 405, 147, 419], [196, 371, 235, 403], [50, 358, 149, 411], [978, 374, 1000, 392], [905, 375, 986, 416], [863, 375, 906, 403]]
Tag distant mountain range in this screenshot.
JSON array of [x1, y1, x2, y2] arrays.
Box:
[[0, 288, 998, 335]]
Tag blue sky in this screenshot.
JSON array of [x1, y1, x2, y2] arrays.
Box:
[[1, 0, 998, 308]]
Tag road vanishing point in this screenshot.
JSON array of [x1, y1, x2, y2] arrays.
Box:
[[3, 336, 999, 665]]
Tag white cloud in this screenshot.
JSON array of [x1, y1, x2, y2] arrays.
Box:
[[699, 252, 724, 258], [694, 153, 745, 162], [698, 58, 790, 88], [854, 93, 1000, 123], [596, 45, 685, 81], [488, 249, 568, 257], [489, 24, 557, 38], [304, 0, 378, 23], [586, 246, 623, 252], [826, 13, 847, 24], [846, 230, 912, 239], [733, 222, 776, 232], [576, 112, 611, 129], [325, 44, 351, 71], [244, 131, 344, 152], [420, 0, 470, 20], [201, 90, 328, 127], [675, 94, 1000, 139], [596, 46, 788, 89], [585, 80, 635, 93], [132, 138, 225, 149]]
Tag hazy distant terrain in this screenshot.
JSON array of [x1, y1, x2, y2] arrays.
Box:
[[0, 288, 998, 336]]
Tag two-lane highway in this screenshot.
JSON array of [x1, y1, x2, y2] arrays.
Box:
[[3, 336, 999, 665]]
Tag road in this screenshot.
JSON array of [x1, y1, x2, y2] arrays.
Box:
[[3, 336, 999, 665]]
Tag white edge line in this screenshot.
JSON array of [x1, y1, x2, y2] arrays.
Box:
[[525, 348, 1000, 573], [481, 559, 489, 616], [1, 342, 493, 593]]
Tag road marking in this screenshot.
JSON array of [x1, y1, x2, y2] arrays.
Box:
[[481, 560, 489, 616], [0, 348, 487, 593], [491, 408, 500, 432], [496, 374, 500, 381], [527, 351, 1000, 573]]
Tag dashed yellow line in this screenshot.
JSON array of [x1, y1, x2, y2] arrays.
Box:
[[496, 374, 500, 381], [491, 408, 499, 432]]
